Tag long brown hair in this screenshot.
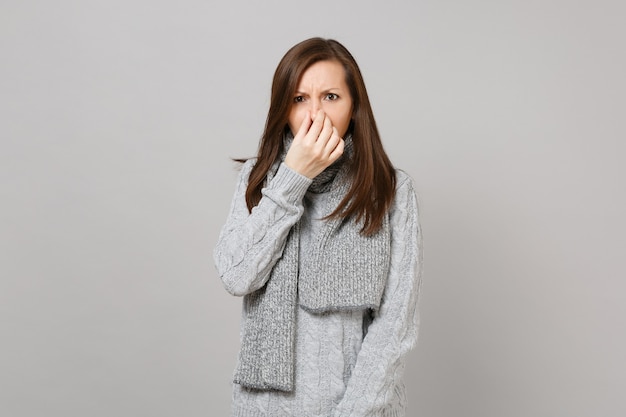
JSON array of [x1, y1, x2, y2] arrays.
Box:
[[243, 37, 396, 236]]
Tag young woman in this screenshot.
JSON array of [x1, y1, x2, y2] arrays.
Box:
[[214, 37, 423, 417]]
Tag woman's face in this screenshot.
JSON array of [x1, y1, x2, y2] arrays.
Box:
[[288, 60, 354, 138]]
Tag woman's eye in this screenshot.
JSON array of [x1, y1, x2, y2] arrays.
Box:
[[325, 93, 339, 101], [294, 96, 305, 103]]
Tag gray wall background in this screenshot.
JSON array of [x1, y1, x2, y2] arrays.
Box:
[[1, 1, 624, 416]]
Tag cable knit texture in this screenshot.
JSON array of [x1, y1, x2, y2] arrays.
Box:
[[214, 158, 422, 417], [232, 137, 391, 392]]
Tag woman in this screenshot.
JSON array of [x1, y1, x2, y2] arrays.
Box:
[[214, 38, 422, 417]]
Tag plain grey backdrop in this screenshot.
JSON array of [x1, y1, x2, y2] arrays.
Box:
[[1, 1, 624, 416]]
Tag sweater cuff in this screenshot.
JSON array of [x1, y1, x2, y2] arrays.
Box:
[[266, 162, 312, 204]]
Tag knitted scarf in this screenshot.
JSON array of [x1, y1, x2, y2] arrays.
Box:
[[233, 134, 391, 392]]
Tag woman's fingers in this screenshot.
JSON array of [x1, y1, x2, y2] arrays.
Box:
[[294, 111, 312, 140], [302, 110, 326, 143], [285, 111, 345, 178], [313, 119, 343, 163], [318, 115, 334, 143], [325, 127, 344, 162]]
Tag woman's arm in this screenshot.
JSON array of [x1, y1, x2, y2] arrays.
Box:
[[334, 172, 423, 416], [213, 160, 312, 296]]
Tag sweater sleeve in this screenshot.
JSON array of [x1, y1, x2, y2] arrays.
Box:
[[333, 173, 423, 417], [213, 160, 312, 296]]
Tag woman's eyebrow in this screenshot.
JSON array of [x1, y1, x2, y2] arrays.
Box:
[[294, 88, 342, 94]]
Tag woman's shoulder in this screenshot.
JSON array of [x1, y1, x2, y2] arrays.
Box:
[[241, 157, 257, 171], [389, 168, 419, 214], [236, 158, 258, 181], [394, 168, 416, 194]]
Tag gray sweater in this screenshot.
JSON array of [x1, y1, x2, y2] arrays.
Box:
[[214, 160, 423, 417]]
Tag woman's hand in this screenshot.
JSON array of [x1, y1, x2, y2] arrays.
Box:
[[284, 110, 345, 179]]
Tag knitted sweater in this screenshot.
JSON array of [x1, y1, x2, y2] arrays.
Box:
[[214, 160, 423, 417]]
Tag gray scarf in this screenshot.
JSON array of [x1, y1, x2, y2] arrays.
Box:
[[234, 134, 391, 392]]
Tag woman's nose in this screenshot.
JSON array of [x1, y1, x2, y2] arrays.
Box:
[[309, 99, 322, 115]]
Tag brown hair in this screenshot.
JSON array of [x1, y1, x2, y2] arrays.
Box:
[[243, 37, 396, 235]]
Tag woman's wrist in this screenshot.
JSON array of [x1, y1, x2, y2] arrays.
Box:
[[266, 162, 312, 202]]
